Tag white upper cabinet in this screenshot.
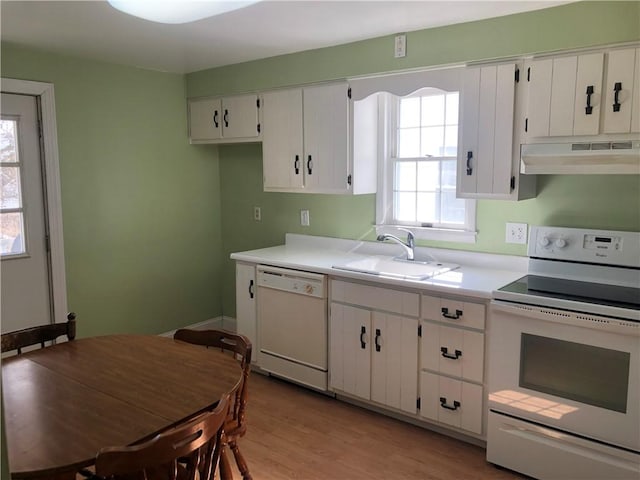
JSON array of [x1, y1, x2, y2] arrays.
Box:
[[188, 94, 261, 144], [525, 46, 640, 138], [457, 63, 535, 200], [526, 53, 604, 137], [262, 89, 305, 189], [603, 48, 640, 134], [263, 83, 350, 193]]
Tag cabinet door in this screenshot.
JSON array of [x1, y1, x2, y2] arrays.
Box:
[[632, 48, 640, 134], [371, 313, 418, 414], [303, 83, 350, 193], [189, 98, 222, 141], [526, 58, 553, 138], [329, 303, 371, 400], [572, 53, 604, 135], [603, 48, 638, 134], [262, 89, 304, 190], [458, 64, 515, 197], [235, 263, 257, 360], [221, 94, 260, 139], [549, 56, 578, 136]]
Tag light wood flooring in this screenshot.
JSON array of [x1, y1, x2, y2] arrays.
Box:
[[236, 372, 527, 480]]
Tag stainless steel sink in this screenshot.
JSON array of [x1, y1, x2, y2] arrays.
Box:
[[333, 255, 458, 280]]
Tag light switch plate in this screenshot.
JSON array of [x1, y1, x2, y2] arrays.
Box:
[[253, 206, 261, 222], [394, 34, 406, 58], [506, 222, 527, 244]]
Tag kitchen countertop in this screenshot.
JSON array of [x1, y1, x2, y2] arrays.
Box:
[[231, 234, 527, 299]]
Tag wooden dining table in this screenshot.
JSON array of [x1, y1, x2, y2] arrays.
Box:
[[1, 334, 243, 479]]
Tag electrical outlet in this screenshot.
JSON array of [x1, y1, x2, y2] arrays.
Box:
[[300, 209, 310, 227], [253, 206, 261, 222], [506, 222, 528, 244]]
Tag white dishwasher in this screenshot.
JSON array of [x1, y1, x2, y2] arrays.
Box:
[[256, 265, 328, 391]]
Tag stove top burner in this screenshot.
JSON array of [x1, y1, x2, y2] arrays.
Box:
[[499, 275, 640, 311]]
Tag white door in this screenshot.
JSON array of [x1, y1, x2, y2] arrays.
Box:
[[262, 89, 304, 190], [329, 302, 371, 400], [1, 93, 52, 333], [303, 83, 349, 192]]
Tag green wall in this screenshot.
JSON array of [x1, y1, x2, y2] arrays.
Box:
[[1, 44, 223, 337], [187, 1, 640, 317]]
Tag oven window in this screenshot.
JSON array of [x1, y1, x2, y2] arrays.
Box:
[[520, 334, 630, 413]]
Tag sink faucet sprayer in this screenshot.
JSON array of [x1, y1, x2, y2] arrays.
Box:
[[376, 228, 415, 261]]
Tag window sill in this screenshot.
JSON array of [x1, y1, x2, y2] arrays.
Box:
[[375, 225, 477, 244]]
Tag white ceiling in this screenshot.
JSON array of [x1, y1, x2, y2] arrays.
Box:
[[1, 1, 569, 74]]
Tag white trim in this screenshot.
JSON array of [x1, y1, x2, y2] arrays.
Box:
[[1, 78, 68, 324], [159, 316, 227, 338]]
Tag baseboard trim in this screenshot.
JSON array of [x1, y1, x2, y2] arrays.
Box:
[[160, 316, 238, 337]]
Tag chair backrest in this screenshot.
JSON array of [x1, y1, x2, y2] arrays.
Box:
[[173, 329, 252, 429], [94, 394, 230, 480], [1, 312, 76, 355]]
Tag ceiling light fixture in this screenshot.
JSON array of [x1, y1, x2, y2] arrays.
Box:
[[107, 1, 261, 24]]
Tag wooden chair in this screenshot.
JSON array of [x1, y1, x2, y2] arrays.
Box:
[[173, 329, 253, 480], [1, 312, 76, 354], [84, 394, 230, 480]]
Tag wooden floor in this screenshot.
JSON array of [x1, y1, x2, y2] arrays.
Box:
[[235, 372, 526, 480]]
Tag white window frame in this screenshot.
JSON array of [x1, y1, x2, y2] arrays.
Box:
[[376, 90, 477, 244]]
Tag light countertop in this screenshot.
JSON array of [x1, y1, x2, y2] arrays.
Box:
[[231, 234, 527, 300]]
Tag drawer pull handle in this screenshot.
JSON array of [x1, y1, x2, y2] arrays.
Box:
[[374, 328, 381, 352], [585, 85, 594, 115], [439, 397, 461, 411], [440, 347, 462, 360], [441, 307, 463, 319], [360, 326, 367, 349], [613, 82, 622, 112]]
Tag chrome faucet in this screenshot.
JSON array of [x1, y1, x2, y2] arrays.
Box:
[[376, 229, 415, 261]]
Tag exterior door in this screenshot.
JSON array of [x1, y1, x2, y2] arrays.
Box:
[[1, 93, 52, 333]]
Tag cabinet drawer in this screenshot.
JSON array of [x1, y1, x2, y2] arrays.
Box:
[[421, 294, 485, 330], [420, 371, 483, 435], [421, 322, 484, 383], [331, 280, 419, 317]]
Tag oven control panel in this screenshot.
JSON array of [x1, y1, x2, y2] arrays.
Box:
[[528, 226, 640, 267]]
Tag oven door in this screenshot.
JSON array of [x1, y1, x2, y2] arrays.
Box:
[[488, 300, 640, 452]]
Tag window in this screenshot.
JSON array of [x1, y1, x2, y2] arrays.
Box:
[[377, 87, 476, 243], [1, 118, 26, 256]]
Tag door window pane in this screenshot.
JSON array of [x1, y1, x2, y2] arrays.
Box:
[[1, 118, 26, 257], [0, 212, 25, 255], [520, 334, 630, 413], [1, 167, 23, 209], [0, 120, 18, 163]]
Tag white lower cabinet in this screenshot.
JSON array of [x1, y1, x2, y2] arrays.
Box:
[[328, 280, 488, 439], [235, 262, 257, 362], [329, 281, 419, 415], [419, 293, 486, 436], [420, 371, 483, 434]]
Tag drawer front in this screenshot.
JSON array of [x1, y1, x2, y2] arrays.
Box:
[[331, 280, 419, 317], [420, 371, 483, 435], [421, 294, 485, 330], [421, 323, 484, 383]]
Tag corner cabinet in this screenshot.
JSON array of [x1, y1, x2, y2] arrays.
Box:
[[457, 63, 536, 200], [188, 94, 261, 144], [262, 82, 377, 194]]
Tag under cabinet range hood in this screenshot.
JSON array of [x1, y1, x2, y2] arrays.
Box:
[[520, 140, 640, 174]]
